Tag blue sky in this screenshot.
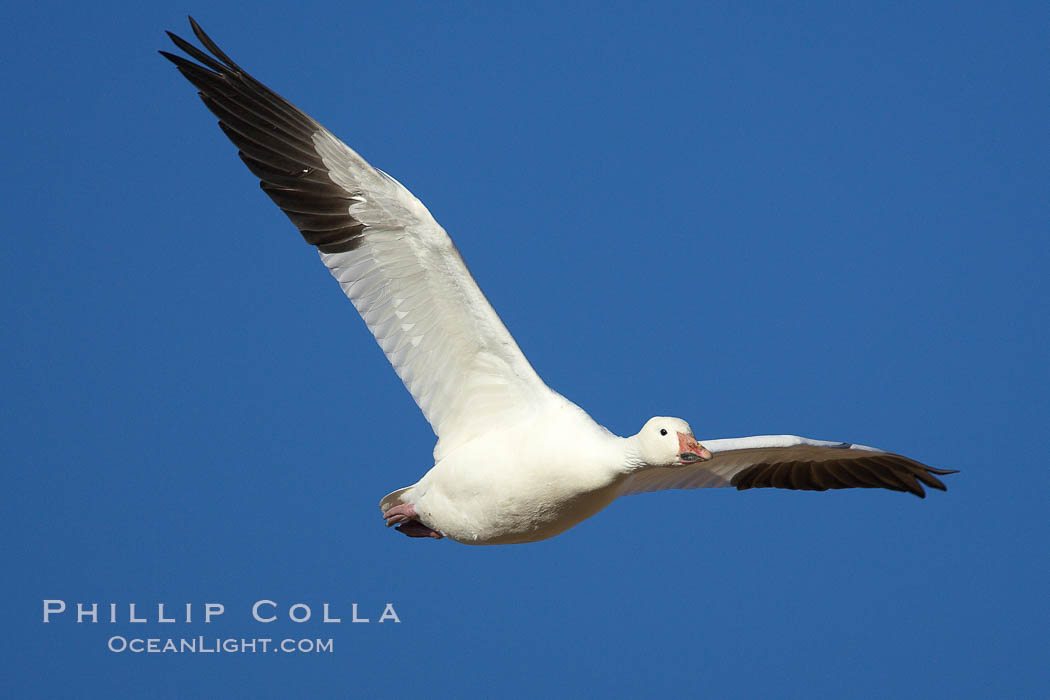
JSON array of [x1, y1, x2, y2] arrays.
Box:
[[3, 1, 1047, 697]]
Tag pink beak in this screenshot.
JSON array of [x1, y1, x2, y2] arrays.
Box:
[[677, 432, 712, 463]]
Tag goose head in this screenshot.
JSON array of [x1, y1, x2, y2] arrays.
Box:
[[635, 416, 713, 467]]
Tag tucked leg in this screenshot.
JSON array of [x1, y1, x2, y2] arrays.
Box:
[[382, 502, 443, 539], [396, 521, 443, 539]]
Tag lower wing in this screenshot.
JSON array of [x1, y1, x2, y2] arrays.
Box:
[[621, 435, 956, 498]]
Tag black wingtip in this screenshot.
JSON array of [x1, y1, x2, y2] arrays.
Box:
[[157, 49, 182, 65], [188, 16, 206, 44], [926, 466, 959, 492], [184, 16, 244, 73]]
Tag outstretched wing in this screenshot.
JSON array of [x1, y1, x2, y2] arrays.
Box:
[[620, 435, 956, 498], [161, 18, 553, 459]]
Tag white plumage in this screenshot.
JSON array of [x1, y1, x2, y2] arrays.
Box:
[[162, 19, 955, 545]]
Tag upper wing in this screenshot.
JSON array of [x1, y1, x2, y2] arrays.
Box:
[[161, 18, 553, 459], [620, 435, 956, 498]]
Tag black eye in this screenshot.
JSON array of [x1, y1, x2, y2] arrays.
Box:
[[659, 428, 668, 436]]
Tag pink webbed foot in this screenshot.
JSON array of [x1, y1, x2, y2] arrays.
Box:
[[382, 502, 443, 539], [383, 502, 417, 527]]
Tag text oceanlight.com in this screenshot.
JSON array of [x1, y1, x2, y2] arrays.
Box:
[[107, 636, 333, 654]]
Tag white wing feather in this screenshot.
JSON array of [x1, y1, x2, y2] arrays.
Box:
[[313, 134, 553, 460]]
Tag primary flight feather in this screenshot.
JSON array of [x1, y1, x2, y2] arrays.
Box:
[[161, 18, 955, 545]]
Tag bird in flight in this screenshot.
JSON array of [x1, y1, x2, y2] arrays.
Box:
[[161, 18, 955, 545]]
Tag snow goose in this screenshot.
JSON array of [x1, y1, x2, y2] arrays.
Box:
[[161, 19, 955, 545]]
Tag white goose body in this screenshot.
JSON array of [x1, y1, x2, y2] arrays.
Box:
[[401, 396, 627, 545], [162, 20, 955, 546]]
